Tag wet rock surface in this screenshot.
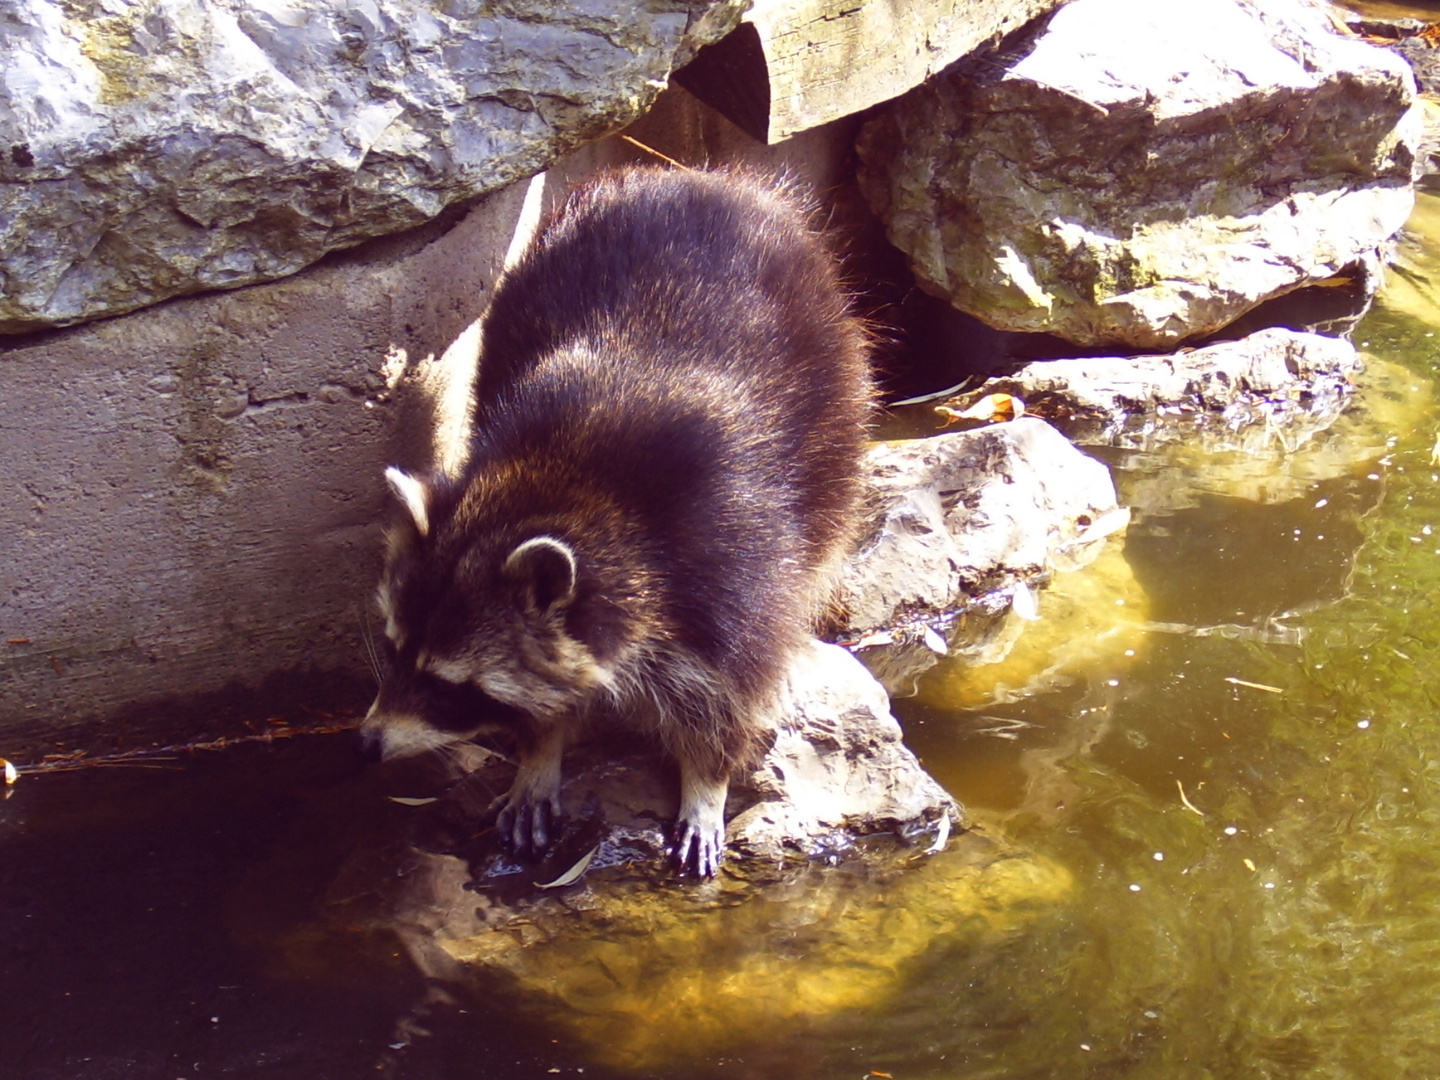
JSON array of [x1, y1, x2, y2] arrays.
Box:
[[857, 0, 1421, 349], [366, 641, 957, 883], [837, 418, 1127, 692], [979, 327, 1363, 448], [316, 640, 1031, 1070], [0, 0, 745, 333]]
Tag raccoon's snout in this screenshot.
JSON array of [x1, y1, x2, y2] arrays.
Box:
[[357, 723, 385, 762]]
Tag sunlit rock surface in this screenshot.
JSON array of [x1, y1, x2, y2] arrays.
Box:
[[0, 0, 745, 333], [837, 418, 1126, 692], [373, 640, 956, 876], [979, 327, 1362, 447], [856, 0, 1421, 349]]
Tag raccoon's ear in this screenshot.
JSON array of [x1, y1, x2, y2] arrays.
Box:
[[502, 536, 577, 613], [385, 467, 430, 538]]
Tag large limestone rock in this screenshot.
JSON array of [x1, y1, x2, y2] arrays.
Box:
[[683, 0, 1063, 142], [0, 0, 745, 333], [837, 418, 1126, 694], [839, 418, 1124, 635], [857, 0, 1422, 350]]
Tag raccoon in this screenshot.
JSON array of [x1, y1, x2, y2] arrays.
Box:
[[361, 167, 873, 876]]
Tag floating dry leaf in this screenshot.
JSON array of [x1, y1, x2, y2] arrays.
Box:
[[1074, 507, 1132, 544], [935, 392, 1026, 426], [921, 625, 949, 655], [1010, 582, 1040, 622], [2, 758, 16, 785], [1243, 858, 1257, 872], [1176, 780, 1204, 817], [387, 796, 438, 807], [853, 629, 895, 649], [925, 813, 952, 855], [536, 844, 600, 890]]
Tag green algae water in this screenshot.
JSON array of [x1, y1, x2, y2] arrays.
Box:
[[888, 192, 1440, 1079], [7, 201, 1440, 1079]]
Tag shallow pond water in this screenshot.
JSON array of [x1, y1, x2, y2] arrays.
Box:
[[7, 197, 1440, 1077]]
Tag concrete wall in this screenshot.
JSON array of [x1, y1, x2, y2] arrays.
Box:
[[0, 86, 865, 758]]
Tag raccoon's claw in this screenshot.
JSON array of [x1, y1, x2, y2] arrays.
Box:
[[494, 733, 565, 855], [672, 818, 726, 878]]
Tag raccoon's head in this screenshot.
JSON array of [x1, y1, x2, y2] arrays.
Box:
[[364, 466, 630, 758]]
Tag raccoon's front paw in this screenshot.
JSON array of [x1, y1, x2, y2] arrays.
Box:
[[673, 813, 726, 878], [495, 788, 561, 853], [673, 769, 729, 877], [493, 735, 565, 854]]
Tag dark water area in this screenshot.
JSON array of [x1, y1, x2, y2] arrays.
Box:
[[0, 737, 582, 1079], [7, 194, 1440, 1078]]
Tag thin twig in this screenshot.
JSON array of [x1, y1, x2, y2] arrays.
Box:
[[618, 134, 691, 170], [1225, 676, 1283, 694]]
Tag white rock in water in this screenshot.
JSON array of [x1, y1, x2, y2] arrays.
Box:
[[0, 0, 746, 333], [857, 0, 1422, 349], [837, 417, 1121, 634]]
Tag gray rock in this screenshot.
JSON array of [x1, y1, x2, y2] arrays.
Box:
[[857, 0, 1422, 349], [839, 418, 1124, 633], [728, 640, 958, 860], [837, 418, 1126, 693], [981, 327, 1362, 446], [0, 0, 746, 333], [394, 640, 958, 885]]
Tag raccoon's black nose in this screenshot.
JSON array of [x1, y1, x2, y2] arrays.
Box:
[[357, 726, 385, 762]]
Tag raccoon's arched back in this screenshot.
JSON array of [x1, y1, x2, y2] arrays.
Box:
[[371, 167, 876, 874], [473, 167, 873, 572], [477, 170, 865, 404]]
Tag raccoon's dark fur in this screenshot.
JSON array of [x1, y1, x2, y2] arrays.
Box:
[[361, 167, 873, 876]]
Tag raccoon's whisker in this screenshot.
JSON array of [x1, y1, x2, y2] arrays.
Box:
[[359, 608, 384, 686]]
